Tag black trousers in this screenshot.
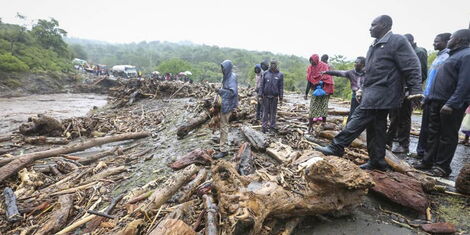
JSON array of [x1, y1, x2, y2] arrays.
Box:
[[333, 108, 389, 168], [416, 101, 430, 157], [347, 97, 360, 123], [262, 97, 278, 129], [387, 99, 412, 147], [256, 96, 263, 119], [422, 100, 466, 174]]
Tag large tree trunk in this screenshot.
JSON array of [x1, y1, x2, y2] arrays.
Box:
[[241, 126, 268, 151], [368, 170, 429, 214], [0, 132, 149, 183], [35, 194, 74, 235], [212, 156, 373, 234], [177, 108, 216, 138]]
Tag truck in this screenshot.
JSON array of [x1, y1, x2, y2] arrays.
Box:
[[111, 65, 138, 78]]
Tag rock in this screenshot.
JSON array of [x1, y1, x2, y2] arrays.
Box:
[[455, 163, 470, 195]]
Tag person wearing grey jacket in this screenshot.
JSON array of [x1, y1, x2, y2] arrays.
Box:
[[259, 60, 284, 133], [214, 60, 238, 159], [316, 15, 423, 171]]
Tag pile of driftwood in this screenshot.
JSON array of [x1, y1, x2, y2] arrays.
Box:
[[1, 80, 468, 234]]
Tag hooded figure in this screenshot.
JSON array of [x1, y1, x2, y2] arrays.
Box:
[[307, 54, 334, 94], [219, 60, 238, 114], [214, 60, 238, 159]]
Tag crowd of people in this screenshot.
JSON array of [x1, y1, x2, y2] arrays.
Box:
[[213, 15, 470, 178]]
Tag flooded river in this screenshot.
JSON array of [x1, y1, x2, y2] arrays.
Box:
[[0, 93, 108, 134]]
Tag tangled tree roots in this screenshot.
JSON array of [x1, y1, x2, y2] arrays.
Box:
[[211, 155, 374, 234]]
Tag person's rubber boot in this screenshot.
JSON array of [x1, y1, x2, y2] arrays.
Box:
[[213, 151, 228, 159], [315, 144, 344, 157], [359, 161, 388, 171], [412, 161, 432, 170], [392, 144, 409, 154]]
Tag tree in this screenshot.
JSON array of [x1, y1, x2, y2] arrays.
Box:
[[69, 44, 88, 60], [156, 58, 192, 75], [329, 55, 354, 99], [31, 18, 68, 57]]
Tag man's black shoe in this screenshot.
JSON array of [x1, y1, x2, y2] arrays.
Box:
[[315, 145, 344, 157], [360, 162, 388, 171], [213, 152, 228, 159], [412, 162, 432, 170]]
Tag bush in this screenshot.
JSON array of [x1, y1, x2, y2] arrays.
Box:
[[0, 53, 29, 72]]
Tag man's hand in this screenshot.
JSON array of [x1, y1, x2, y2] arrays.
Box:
[[407, 94, 424, 110], [440, 105, 453, 115]]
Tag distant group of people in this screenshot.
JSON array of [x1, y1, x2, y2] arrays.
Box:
[[212, 14, 470, 178], [152, 72, 193, 83]]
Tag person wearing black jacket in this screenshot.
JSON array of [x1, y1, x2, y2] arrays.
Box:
[[387, 33, 428, 153], [316, 15, 422, 171], [414, 29, 470, 177], [259, 61, 284, 133]]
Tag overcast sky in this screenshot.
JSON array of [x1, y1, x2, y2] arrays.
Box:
[[1, 0, 469, 60]]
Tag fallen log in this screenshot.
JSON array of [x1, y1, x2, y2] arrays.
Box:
[[142, 164, 199, 212], [212, 156, 373, 234], [327, 109, 349, 116], [319, 130, 365, 149], [0, 133, 13, 142], [3, 187, 22, 222], [0, 131, 149, 182], [169, 149, 214, 170], [177, 109, 215, 139], [455, 163, 470, 195], [77, 146, 119, 165], [173, 168, 208, 203], [421, 222, 457, 234], [266, 142, 295, 163], [241, 126, 268, 151], [368, 171, 429, 214], [35, 194, 73, 235], [82, 166, 126, 184], [23, 136, 70, 145], [236, 142, 255, 175], [203, 194, 218, 235]]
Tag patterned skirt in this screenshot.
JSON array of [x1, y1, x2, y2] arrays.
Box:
[[309, 95, 330, 119]]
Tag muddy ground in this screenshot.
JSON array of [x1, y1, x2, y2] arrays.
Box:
[[1, 90, 468, 234]]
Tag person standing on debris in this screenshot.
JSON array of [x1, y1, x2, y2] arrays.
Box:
[[321, 54, 329, 64], [254, 64, 263, 120], [386, 33, 429, 153], [413, 29, 470, 177], [260, 60, 284, 133], [304, 54, 334, 133], [415, 33, 451, 158], [323, 56, 365, 123], [260, 60, 269, 74], [316, 15, 423, 171], [214, 60, 238, 159]]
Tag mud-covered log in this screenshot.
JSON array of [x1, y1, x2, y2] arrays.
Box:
[[421, 222, 457, 234], [236, 142, 255, 175], [266, 142, 294, 163], [173, 168, 208, 203], [77, 146, 119, 165], [319, 130, 365, 149], [169, 149, 214, 170], [212, 156, 374, 234], [456, 163, 470, 195], [19, 114, 64, 136], [24, 136, 70, 145], [35, 194, 73, 235], [177, 111, 212, 138], [368, 171, 429, 214], [241, 126, 268, 151], [3, 187, 22, 222], [0, 131, 149, 183], [203, 194, 218, 235], [327, 109, 350, 116], [150, 219, 196, 235], [143, 164, 200, 211]]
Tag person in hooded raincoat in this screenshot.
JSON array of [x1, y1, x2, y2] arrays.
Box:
[[304, 54, 334, 133], [214, 60, 238, 159]]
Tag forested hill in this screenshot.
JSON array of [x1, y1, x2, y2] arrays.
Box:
[[65, 38, 314, 91]]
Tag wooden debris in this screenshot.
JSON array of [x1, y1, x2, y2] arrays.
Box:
[[236, 142, 255, 175], [203, 194, 218, 235], [369, 171, 429, 214], [174, 168, 208, 203], [169, 149, 214, 170], [421, 222, 457, 234], [23, 136, 70, 145], [279, 217, 303, 235], [266, 142, 294, 163], [115, 219, 145, 235], [19, 114, 64, 136], [0, 131, 149, 182], [149, 219, 196, 235], [241, 126, 268, 151], [35, 194, 73, 235], [3, 187, 22, 222], [455, 163, 470, 195]]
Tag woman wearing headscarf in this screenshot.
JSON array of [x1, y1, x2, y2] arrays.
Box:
[[304, 54, 334, 133]]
